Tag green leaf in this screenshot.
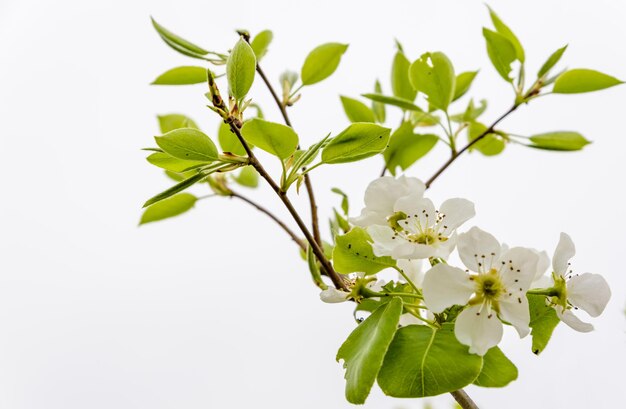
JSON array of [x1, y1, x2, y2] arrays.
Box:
[[234, 166, 259, 188], [250, 30, 273, 61], [226, 37, 257, 100], [468, 121, 505, 156], [528, 294, 560, 355], [151, 17, 209, 58], [322, 123, 391, 164], [473, 347, 518, 388], [340, 96, 376, 123], [538, 45, 568, 78], [337, 298, 403, 404], [331, 187, 349, 215], [139, 193, 197, 225], [553, 69, 623, 94], [482, 28, 517, 82], [384, 122, 438, 175], [157, 114, 198, 133], [332, 227, 396, 275], [301, 43, 348, 86], [410, 111, 440, 127], [528, 131, 590, 151], [453, 71, 479, 101], [487, 6, 525, 62], [377, 324, 483, 398], [451, 99, 488, 123], [155, 128, 218, 162], [372, 80, 386, 123], [241, 118, 299, 159], [152, 66, 207, 85], [391, 51, 416, 101], [409, 52, 456, 111], [146, 152, 207, 173], [361, 93, 423, 112], [143, 172, 206, 208], [218, 121, 247, 156]]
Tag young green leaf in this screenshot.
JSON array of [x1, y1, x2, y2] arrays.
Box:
[[218, 122, 248, 156], [528, 131, 590, 151], [378, 324, 483, 397], [528, 294, 560, 355], [337, 298, 403, 404], [552, 69, 623, 94], [155, 128, 219, 162], [241, 118, 299, 159], [409, 52, 456, 111], [410, 111, 440, 127], [450, 99, 488, 123], [453, 71, 479, 101], [151, 17, 209, 58], [301, 43, 348, 85], [468, 121, 505, 156], [226, 37, 257, 100], [250, 30, 273, 61], [361, 93, 423, 112], [372, 80, 386, 123], [384, 122, 438, 175], [332, 227, 396, 274], [487, 6, 525, 62], [391, 51, 416, 101], [483, 28, 517, 82], [157, 114, 198, 133], [473, 347, 518, 388], [340, 96, 376, 123], [151, 66, 207, 85], [321, 123, 391, 164], [331, 187, 349, 215], [143, 172, 207, 208], [538, 45, 568, 78], [146, 152, 207, 173], [139, 193, 197, 225], [233, 166, 259, 188]]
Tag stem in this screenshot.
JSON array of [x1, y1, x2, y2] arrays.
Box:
[[229, 190, 306, 251], [393, 266, 421, 295], [255, 63, 323, 246], [425, 104, 519, 189], [451, 389, 479, 409]]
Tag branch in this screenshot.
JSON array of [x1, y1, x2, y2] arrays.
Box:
[[451, 389, 479, 409], [230, 189, 305, 251], [425, 104, 519, 189]]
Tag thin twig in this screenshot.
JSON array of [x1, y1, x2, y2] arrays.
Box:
[[451, 389, 479, 409]]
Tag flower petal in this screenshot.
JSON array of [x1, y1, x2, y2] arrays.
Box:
[[499, 296, 530, 338], [394, 195, 437, 230], [566, 273, 611, 317], [320, 287, 349, 303], [552, 232, 575, 276], [500, 247, 539, 292], [393, 242, 435, 260], [457, 227, 502, 273], [422, 264, 474, 313], [438, 198, 475, 234], [557, 308, 594, 333], [533, 250, 550, 282], [367, 225, 400, 257], [397, 259, 423, 287], [455, 305, 504, 356]]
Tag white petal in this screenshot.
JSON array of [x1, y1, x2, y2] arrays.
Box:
[[367, 225, 400, 257], [455, 305, 504, 356], [552, 232, 575, 276], [500, 247, 539, 292], [499, 296, 531, 338], [557, 308, 594, 333], [397, 259, 423, 287], [320, 287, 349, 303], [422, 264, 474, 313], [567, 273, 611, 317], [350, 210, 386, 228], [393, 242, 435, 260], [438, 198, 475, 234], [394, 195, 437, 230], [532, 250, 551, 282], [457, 227, 502, 273], [531, 274, 553, 289]]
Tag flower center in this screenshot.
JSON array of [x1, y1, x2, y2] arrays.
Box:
[[387, 211, 450, 246], [475, 269, 505, 301], [548, 273, 569, 310]]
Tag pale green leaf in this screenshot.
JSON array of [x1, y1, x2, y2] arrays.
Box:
[[528, 294, 560, 355], [538, 45, 568, 78], [372, 80, 386, 123], [337, 298, 403, 404], [487, 6, 525, 62], [152, 66, 207, 85], [241, 118, 299, 159], [143, 172, 206, 208], [139, 193, 197, 225], [391, 51, 416, 101], [453, 71, 479, 101], [155, 128, 218, 162], [250, 30, 273, 61], [234, 166, 259, 188], [146, 152, 206, 172], [473, 347, 518, 388], [384, 122, 438, 175], [468, 122, 505, 156], [529, 131, 590, 151], [361, 93, 423, 112], [218, 121, 247, 156], [332, 227, 396, 275], [340, 96, 376, 123], [553, 69, 623, 94], [483, 28, 516, 82], [409, 52, 455, 111], [301, 43, 348, 85], [331, 187, 349, 215], [227, 37, 257, 100], [157, 114, 198, 133], [151, 17, 209, 58], [322, 123, 391, 164]]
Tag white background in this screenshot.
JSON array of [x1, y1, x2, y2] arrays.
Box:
[[1, 0, 625, 408]]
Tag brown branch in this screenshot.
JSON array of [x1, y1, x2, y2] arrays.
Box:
[[451, 389, 479, 409], [425, 104, 519, 189]]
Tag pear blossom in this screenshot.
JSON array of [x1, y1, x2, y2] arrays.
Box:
[[422, 227, 539, 355], [320, 287, 350, 303], [350, 176, 425, 228], [540, 233, 611, 332], [397, 259, 423, 287], [367, 194, 475, 260]]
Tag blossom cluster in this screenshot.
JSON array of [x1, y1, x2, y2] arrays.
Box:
[[322, 176, 611, 356]]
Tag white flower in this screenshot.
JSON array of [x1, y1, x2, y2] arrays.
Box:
[[367, 194, 475, 260], [422, 227, 538, 356], [350, 176, 425, 228], [397, 259, 423, 287], [542, 233, 611, 332], [320, 287, 350, 303]]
